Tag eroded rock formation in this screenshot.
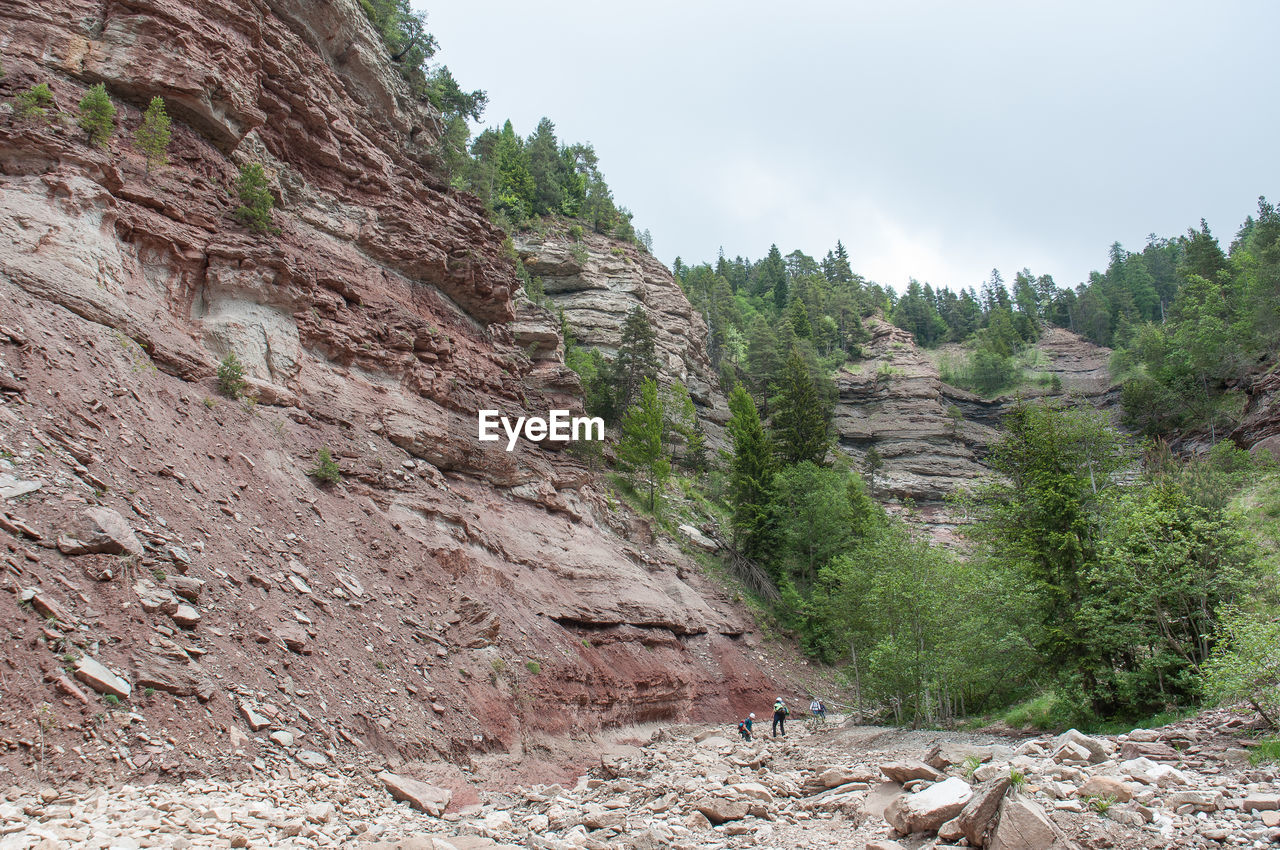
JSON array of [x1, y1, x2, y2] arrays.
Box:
[[834, 319, 1116, 533], [515, 227, 731, 445]]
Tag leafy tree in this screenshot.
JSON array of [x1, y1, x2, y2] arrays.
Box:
[[770, 348, 832, 466], [76, 83, 115, 147], [134, 96, 171, 173], [233, 163, 276, 233], [726, 384, 776, 561], [1078, 480, 1257, 715], [1203, 610, 1280, 727], [617, 378, 670, 511], [770, 462, 873, 587]]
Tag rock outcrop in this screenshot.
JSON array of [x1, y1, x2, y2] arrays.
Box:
[[833, 318, 1116, 536], [515, 227, 730, 445], [0, 0, 779, 789]]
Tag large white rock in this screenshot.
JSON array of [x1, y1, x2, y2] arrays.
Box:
[[885, 776, 972, 834]]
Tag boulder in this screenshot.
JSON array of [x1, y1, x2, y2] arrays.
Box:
[[1118, 740, 1178, 761], [276, 625, 311, 654], [1168, 790, 1221, 812], [28, 591, 74, 624], [171, 604, 201, 628], [988, 797, 1061, 850], [694, 798, 749, 824], [924, 741, 1008, 770], [677, 523, 718, 551], [817, 766, 878, 788], [74, 656, 131, 699], [133, 650, 216, 701], [1051, 729, 1108, 765], [1245, 793, 1280, 812], [380, 772, 453, 816], [239, 702, 270, 731], [884, 776, 972, 834], [956, 777, 1011, 847], [880, 759, 943, 784], [730, 782, 774, 803], [57, 507, 144, 557], [165, 574, 204, 602], [1076, 776, 1132, 803]]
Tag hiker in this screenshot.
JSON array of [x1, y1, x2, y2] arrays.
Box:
[[810, 697, 826, 722], [738, 712, 755, 741], [772, 697, 789, 737]]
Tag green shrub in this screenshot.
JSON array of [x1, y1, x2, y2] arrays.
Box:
[[233, 162, 277, 233], [103, 694, 120, 706], [525, 660, 541, 675], [568, 224, 583, 242], [77, 83, 115, 147], [308, 448, 341, 485], [15, 83, 54, 122], [1249, 738, 1280, 766], [1085, 794, 1115, 815], [143, 687, 156, 698], [216, 352, 245, 399]]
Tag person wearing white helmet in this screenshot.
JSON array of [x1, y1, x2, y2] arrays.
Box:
[[737, 712, 756, 741], [772, 697, 789, 737]]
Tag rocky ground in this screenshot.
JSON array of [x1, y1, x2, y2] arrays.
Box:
[[0, 708, 1275, 848]]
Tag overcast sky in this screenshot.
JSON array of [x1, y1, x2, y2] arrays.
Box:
[[420, 0, 1278, 294]]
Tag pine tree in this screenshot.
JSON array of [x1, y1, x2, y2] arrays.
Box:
[[135, 96, 171, 173], [617, 378, 669, 511], [770, 348, 832, 466], [233, 163, 276, 233], [77, 83, 116, 147], [727, 384, 776, 560], [613, 306, 660, 414], [14, 83, 54, 122]]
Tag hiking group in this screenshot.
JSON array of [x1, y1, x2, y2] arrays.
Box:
[[737, 696, 825, 741]]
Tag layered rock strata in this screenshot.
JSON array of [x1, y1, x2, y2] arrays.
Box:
[[515, 228, 730, 446], [0, 0, 778, 788]]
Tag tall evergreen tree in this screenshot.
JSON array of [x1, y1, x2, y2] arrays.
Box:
[[727, 384, 776, 561], [770, 348, 832, 466], [134, 96, 171, 173], [613, 306, 660, 414]]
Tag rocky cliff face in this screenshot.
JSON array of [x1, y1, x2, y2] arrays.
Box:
[[514, 228, 730, 445], [0, 0, 780, 791], [834, 320, 1116, 533]]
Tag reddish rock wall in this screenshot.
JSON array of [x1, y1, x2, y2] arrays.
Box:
[[0, 0, 780, 789]]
